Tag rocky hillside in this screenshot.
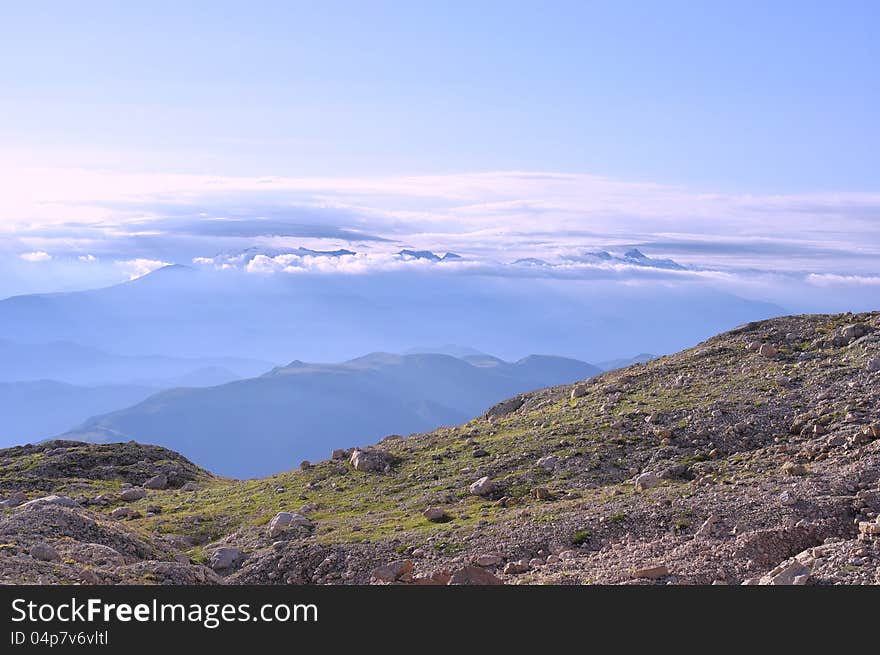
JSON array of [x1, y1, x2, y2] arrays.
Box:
[[1, 311, 879, 585]]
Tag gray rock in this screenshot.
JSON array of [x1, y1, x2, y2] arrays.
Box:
[[209, 547, 245, 571], [179, 482, 199, 492], [535, 455, 559, 471], [570, 383, 591, 399], [349, 448, 395, 473], [423, 507, 450, 523], [634, 471, 659, 491], [0, 491, 26, 508], [371, 560, 413, 583], [29, 543, 60, 562], [19, 495, 79, 509], [485, 396, 524, 419], [143, 474, 167, 490], [119, 488, 148, 502], [267, 512, 313, 538], [447, 565, 503, 585], [468, 476, 494, 496]]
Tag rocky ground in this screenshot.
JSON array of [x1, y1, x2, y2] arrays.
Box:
[[1, 311, 879, 585]]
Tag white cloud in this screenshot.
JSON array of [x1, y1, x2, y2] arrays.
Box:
[[806, 273, 880, 287], [78, 254, 97, 262], [19, 250, 52, 262], [114, 258, 170, 280]]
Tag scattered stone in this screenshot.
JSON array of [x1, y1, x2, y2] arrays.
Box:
[[634, 471, 659, 491], [110, 507, 140, 520], [503, 561, 530, 574], [781, 461, 808, 476], [759, 560, 810, 585], [472, 448, 489, 458], [474, 554, 502, 567], [779, 490, 797, 506], [349, 448, 395, 473], [570, 383, 590, 399], [533, 487, 554, 500], [658, 464, 689, 480], [485, 396, 524, 419], [119, 488, 148, 502], [423, 507, 451, 523], [267, 512, 313, 538], [143, 474, 167, 490], [179, 482, 199, 492], [631, 564, 669, 579], [536, 455, 558, 471], [209, 547, 245, 571], [447, 565, 503, 585], [19, 495, 79, 509], [0, 491, 26, 508], [371, 560, 414, 583], [29, 543, 60, 562], [469, 476, 494, 496]]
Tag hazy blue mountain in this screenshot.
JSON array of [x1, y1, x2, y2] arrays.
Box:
[[0, 337, 271, 385], [596, 353, 657, 371], [402, 345, 489, 358], [62, 353, 601, 478], [0, 380, 158, 447], [0, 265, 784, 365]]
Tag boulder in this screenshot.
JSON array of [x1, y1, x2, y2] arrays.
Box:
[[474, 554, 503, 567], [781, 461, 808, 476], [867, 357, 880, 373], [19, 495, 79, 509], [535, 455, 558, 471], [533, 487, 554, 500], [570, 383, 590, 400], [423, 507, 451, 523], [634, 471, 659, 491], [468, 476, 494, 497], [503, 561, 529, 574], [485, 396, 524, 419], [267, 512, 313, 538], [371, 560, 413, 583], [143, 474, 167, 490], [759, 560, 810, 585], [110, 507, 140, 520], [29, 543, 60, 562], [758, 344, 777, 358], [179, 482, 199, 492], [447, 565, 503, 585], [349, 448, 395, 473], [209, 547, 244, 571], [331, 448, 350, 460], [119, 488, 148, 502], [631, 564, 669, 579]]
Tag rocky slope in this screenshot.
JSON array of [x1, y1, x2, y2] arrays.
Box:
[[1, 311, 879, 585]]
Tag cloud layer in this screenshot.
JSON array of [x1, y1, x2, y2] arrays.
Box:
[[1, 164, 878, 310]]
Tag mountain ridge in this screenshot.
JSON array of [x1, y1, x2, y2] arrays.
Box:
[[1, 311, 878, 585]]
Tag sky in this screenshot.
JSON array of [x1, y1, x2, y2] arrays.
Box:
[[1, 1, 878, 309]]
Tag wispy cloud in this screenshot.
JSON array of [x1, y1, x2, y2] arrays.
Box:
[[19, 250, 52, 262]]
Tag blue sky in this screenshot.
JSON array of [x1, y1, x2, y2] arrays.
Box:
[[3, 1, 879, 189], [0, 1, 878, 309]]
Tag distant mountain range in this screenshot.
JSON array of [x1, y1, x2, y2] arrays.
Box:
[[0, 264, 783, 364], [61, 352, 602, 478], [0, 380, 157, 446], [0, 337, 271, 386]]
